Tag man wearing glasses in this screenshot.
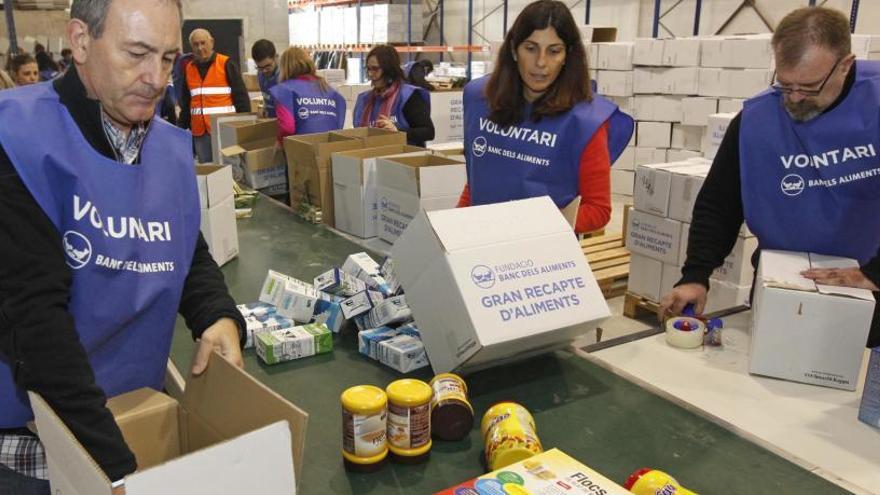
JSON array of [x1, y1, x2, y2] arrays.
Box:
[[661, 6, 880, 348], [251, 39, 279, 118]]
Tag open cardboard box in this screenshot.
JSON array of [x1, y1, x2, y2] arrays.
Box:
[[376, 153, 466, 243], [220, 120, 287, 191], [211, 113, 258, 168], [332, 145, 428, 238], [30, 352, 307, 494], [751, 250, 875, 390], [391, 196, 610, 373]]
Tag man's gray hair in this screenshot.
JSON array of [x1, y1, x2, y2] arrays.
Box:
[[71, 0, 183, 39]]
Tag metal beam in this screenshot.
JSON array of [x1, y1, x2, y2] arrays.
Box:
[[467, 0, 473, 81], [694, 0, 703, 36], [851, 0, 860, 33], [585, 0, 591, 24], [652, 0, 662, 38], [4, 2, 19, 54]]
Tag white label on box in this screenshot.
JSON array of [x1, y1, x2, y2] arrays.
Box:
[[625, 209, 682, 264]]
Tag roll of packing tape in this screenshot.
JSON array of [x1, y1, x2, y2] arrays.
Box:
[[665, 317, 706, 349]]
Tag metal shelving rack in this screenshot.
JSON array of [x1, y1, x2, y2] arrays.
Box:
[[287, 0, 493, 76], [650, 0, 861, 39]]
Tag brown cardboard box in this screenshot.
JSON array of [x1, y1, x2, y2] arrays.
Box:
[[243, 73, 261, 92], [283, 129, 406, 227], [220, 120, 287, 191], [30, 353, 308, 494]]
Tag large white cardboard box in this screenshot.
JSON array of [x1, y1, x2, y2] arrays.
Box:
[[200, 195, 239, 266], [376, 154, 465, 244], [750, 250, 875, 390], [391, 197, 610, 373], [629, 254, 663, 301], [31, 354, 307, 495], [633, 161, 691, 217], [667, 163, 710, 223], [625, 209, 682, 265], [331, 145, 426, 238]]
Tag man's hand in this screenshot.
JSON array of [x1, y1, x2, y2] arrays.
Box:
[[375, 115, 398, 131], [658, 283, 708, 321], [801, 267, 880, 291], [191, 317, 243, 375], [112, 485, 126, 495]]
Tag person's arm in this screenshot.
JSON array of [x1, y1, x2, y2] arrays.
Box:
[[401, 93, 434, 144], [575, 122, 611, 234], [225, 61, 251, 114], [457, 183, 471, 207], [276, 102, 296, 141], [0, 147, 136, 481], [677, 113, 745, 288], [177, 234, 246, 346], [178, 73, 191, 130]]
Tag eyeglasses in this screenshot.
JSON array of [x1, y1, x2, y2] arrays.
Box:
[[257, 62, 275, 71], [771, 57, 843, 97], [365, 65, 382, 74]]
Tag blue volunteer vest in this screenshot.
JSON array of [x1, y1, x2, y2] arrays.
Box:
[[740, 61, 880, 264], [270, 77, 346, 134], [353, 83, 430, 132], [463, 76, 634, 207], [0, 82, 200, 427]]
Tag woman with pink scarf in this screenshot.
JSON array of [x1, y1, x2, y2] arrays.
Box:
[[352, 45, 435, 147]]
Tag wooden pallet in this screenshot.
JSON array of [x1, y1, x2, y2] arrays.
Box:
[[582, 233, 630, 299], [622, 291, 661, 319]]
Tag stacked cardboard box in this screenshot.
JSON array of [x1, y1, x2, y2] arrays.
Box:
[[376, 154, 466, 243], [196, 165, 239, 266], [625, 158, 756, 312]]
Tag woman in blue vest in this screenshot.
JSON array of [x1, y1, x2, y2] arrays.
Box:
[[353, 45, 435, 146], [271, 47, 345, 141], [457, 0, 633, 234]]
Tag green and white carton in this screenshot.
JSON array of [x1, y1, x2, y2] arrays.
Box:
[[255, 323, 333, 365]]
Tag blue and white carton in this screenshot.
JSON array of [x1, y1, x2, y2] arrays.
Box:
[[391, 196, 610, 373], [859, 348, 880, 429]]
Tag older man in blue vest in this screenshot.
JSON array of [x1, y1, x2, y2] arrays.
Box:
[[0, 1, 245, 493], [661, 6, 880, 348]]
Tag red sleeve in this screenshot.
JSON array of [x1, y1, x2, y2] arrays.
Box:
[[575, 122, 612, 234], [457, 183, 471, 207], [276, 103, 296, 143]]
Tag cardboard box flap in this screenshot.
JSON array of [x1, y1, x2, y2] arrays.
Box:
[[125, 421, 294, 494], [234, 119, 278, 145], [220, 144, 248, 157], [759, 250, 815, 291], [182, 351, 308, 483], [106, 388, 181, 471], [810, 253, 875, 300], [28, 392, 112, 495], [426, 197, 573, 253]]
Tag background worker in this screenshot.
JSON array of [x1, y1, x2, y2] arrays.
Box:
[[660, 7, 880, 348], [9, 54, 40, 86], [179, 28, 249, 163], [457, 0, 634, 235], [252, 39, 280, 118], [353, 44, 434, 147], [271, 46, 345, 141]]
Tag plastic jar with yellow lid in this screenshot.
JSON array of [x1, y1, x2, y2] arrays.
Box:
[[429, 373, 474, 441], [481, 401, 543, 471], [385, 379, 433, 463], [341, 385, 388, 472]]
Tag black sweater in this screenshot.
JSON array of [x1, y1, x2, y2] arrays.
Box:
[[178, 52, 251, 130], [400, 91, 435, 147], [678, 63, 880, 346], [0, 67, 246, 480]]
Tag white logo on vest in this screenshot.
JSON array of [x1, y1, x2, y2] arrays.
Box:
[[780, 174, 806, 196], [63, 231, 92, 270], [298, 107, 310, 119], [472, 136, 487, 157], [471, 264, 495, 289]]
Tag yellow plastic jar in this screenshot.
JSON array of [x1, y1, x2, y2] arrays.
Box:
[[341, 385, 388, 472], [385, 379, 433, 463], [481, 402, 543, 471], [429, 373, 474, 441]]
